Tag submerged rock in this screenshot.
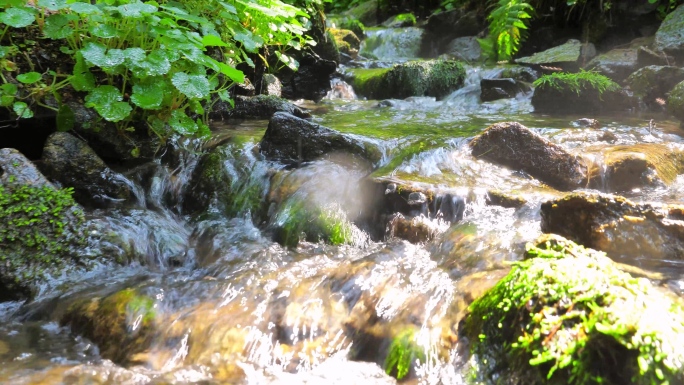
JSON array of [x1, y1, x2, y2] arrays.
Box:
[[260, 112, 379, 165], [532, 71, 633, 113], [541, 192, 684, 261], [461, 234, 684, 385], [654, 4, 684, 60], [585, 48, 638, 82], [668, 80, 684, 123], [41, 132, 131, 207], [348, 60, 466, 100], [61, 288, 157, 364], [210, 95, 311, 120], [469, 122, 587, 190]]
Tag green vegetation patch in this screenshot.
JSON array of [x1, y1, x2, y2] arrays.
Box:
[[534, 70, 620, 97], [668, 80, 684, 122], [0, 183, 87, 298], [273, 199, 354, 247], [462, 234, 684, 385], [384, 328, 425, 380]]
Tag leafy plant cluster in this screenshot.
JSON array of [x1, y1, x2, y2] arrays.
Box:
[[383, 328, 425, 380], [478, 0, 533, 62], [463, 236, 684, 385], [0, 0, 314, 146], [0, 182, 85, 281], [533, 70, 620, 97]]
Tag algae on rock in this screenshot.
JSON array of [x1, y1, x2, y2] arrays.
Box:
[[668, 80, 684, 123], [462, 234, 684, 385]]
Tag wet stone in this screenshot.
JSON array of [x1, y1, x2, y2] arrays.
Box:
[[571, 118, 600, 128]]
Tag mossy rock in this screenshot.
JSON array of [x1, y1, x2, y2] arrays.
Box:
[[271, 198, 355, 248], [625, 65, 684, 103], [210, 95, 310, 120], [532, 71, 632, 113], [348, 60, 466, 100], [381, 13, 416, 28], [462, 234, 684, 385], [585, 48, 638, 82], [345, 0, 378, 26], [668, 80, 684, 123], [654, 4, 684, 60], [329, 28, 361, 60], [61, 288, 157, 364]]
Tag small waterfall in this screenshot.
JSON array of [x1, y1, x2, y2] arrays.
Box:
[[359, 27, 424, 61], [325, 78, 357, 100]]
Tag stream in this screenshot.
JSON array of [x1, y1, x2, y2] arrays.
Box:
[[2, 27, 684, 384]]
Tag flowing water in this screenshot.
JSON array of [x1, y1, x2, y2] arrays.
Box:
[[3, 27, 684, 385]]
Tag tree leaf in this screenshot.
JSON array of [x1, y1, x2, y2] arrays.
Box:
[[171, 72, 210, 99], [0, 7, 35, 28], [116, 2, 157, 18], [44, 14, 74, 39], [84, 85, 132, 122], [130, 77, 166, 109], [16, 72, 42, 84], [80, 42, 124, 68], [56, 104, 75, 132], [168, 110, 197, 135], [13, 101, 33, 119]]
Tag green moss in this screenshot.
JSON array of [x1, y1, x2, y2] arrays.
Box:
[[395, 13, 416, 24], [668, 80, 684, 122], [533, 70, 621, 98], [274, 199, 354, 247], [349, 60, 466, 100], [330, 28, 360, 57], [339, 18, 365, 37], [346, 0, 378, 25], [462, 235, 684, 385], [384, 328, 425, 380], [0, 183, 86, 295]]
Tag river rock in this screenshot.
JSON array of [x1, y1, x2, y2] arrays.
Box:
[[344, 0, 378, 26], [41, 132, 131, 207], [625, 65, 684, 103], [61, 288, 157, 364], [532, 72, 633, 114], [636, 46, 673, 67], [587, 144, 684, 192], [261, 74, 283, 97], [443, 36, 482, 62], [462, 234, 684, 385], [381, 13, 416, 28], [348, 60, 466, 100], [330, 28, 361, 62], [480, 78, 527, 102], [210, 95, 310, 120], [516, 39, 596, 71], [654, 4, 684, 61], [260, 112, 380, 165], [421, 9, 483, 57], [0, 148, 52, 187], [280, 53, 337, 102], [668, 80, 684, 123], [585, 48, 638, 82], [469, 122, 587, 190], [499, 66, 539, 82], [540, 192, 684, 261]]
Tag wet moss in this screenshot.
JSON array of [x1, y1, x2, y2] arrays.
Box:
[[348, 60, 466, 100], [462, 235, 684, 385], [0, 183, 87, 300], [533, 71, 620, 97], [330, 28, 361, 58], [384, 328, 425, 380], [274, 199, 354, 247], [668, 80, 684, 123]]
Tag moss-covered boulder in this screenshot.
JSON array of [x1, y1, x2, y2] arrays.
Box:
[[469, 122, 587, 191], [516, 39, 596, 71], [381, 13, 416, 28], [532, 71, 633, 113], [461, 234, 684, 385], [625, 65, 684, 104], [654, 4, 684, 60], [260, 112, 381, 165], [668, 80, 684, 123], [41, 132, 132, 207], [61, 289, 157, 364], [329, 28, 361, 61], [541, 192, 684, 261], [586, 144, 684, 192], [585, 48, 638, 82], [348, 60, 466, 100], [210, 94, 310, 120]]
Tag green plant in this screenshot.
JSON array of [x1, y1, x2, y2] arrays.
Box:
[[478, 0, 533, 62], [533, 70, 620, 97], [0, 0, 314, 148], [384, 328, 425, 380]]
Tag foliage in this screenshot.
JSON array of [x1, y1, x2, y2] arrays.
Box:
[[0, 0, 314, 148], [0, 182, 85, 283], [463, 235, 684, 385], [533, 70, 620, 97], [384, 328, 425, 380], [478, 0, 533, 62], [274, 199, 353, 247]]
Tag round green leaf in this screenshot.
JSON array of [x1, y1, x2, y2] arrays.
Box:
[[201, 34, 228, 47], [171, 72, 210, 99], [71, 53, 95, 92], [16, 72, 41, 84], [84, 85, 131, 122], [130, 49, 171, 77], [44, 14, 74, 39], [13, 101, 33, 119], [123, 47, 146, 65], [131, 78, 166, 110], [67, 2, 101, 15], [0, 7, 35, 28], [168, 110, 197, 135], [37, 0, 66, 11], [56, 104, 75, 132], [117, 2, 157, 18], [80, 42, 124, 68], [89, 24, 118, 39]]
